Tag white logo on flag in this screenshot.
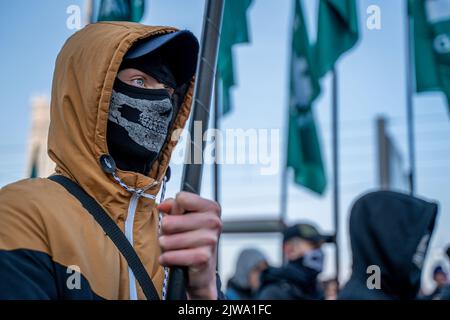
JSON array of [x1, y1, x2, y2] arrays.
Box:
[[425, 0, 450, 24], [291, 56, 313, 109]]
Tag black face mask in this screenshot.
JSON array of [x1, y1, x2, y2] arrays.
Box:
[[107, 79, 174, 174]]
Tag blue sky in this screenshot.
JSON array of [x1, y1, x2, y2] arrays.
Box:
[[1, 0, 449, 292]]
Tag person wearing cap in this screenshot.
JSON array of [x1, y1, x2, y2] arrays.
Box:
[[256, 223, 333, 300], [424, 265, 450, 300], [0, 23, 222, 300]]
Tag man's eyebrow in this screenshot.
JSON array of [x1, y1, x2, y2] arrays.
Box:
[[128, 72, 144, 78]]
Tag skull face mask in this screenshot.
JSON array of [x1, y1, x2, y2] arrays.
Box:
[[107, 78, 174, 174]]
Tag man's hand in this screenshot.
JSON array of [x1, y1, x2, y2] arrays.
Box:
[[157, 192, 222, 300]]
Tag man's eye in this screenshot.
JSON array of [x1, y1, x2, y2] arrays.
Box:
[[132, 78, 145, 87]]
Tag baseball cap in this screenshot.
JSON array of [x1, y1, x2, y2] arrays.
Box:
[[283, 223, 335, 244], [124, 30, 199, 87]]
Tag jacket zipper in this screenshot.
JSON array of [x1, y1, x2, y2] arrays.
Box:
[[125, 192, 140, 300]]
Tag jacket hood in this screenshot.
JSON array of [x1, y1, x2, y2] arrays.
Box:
[[341, 190, 438, 300], [48, 22, 194, 220], [230, 248, 267, 289]]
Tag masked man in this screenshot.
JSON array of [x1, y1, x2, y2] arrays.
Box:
[[0, 22, 222, 300], [256, 223, 333, 300]]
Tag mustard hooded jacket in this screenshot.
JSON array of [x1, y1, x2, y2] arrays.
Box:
[[0, 22, 195, 300]]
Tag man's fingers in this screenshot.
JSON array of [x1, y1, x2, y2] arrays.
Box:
[[159, 246, 214, 267], [157, 193, 221, 300], [157, 198, 174, 213], [159, 229, 218, 252], [160, 192, 221, 216], [170, 193, 185, 215], [157, 192, 221, 219], [158, 197, 185, 216], [160, 212, 222, 235]]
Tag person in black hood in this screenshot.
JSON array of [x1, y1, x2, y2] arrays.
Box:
[[338, 190, 438, 300], [256, 223, 334, 300]]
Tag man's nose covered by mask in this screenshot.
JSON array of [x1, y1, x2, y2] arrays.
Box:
[[106, 53, 177, 175]]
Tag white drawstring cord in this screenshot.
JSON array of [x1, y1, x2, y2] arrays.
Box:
[[111, 171, 171, 299], [158, 175, 170, 300]]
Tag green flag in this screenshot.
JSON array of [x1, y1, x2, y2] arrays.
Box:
[[315, 0, 359, 77], [409, 0, 450, 110], [218, 0, 253, 115], [287, 0, 326, 195], [97, 0, 145, 22]]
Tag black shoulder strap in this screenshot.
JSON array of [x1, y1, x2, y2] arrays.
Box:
[[48, 175, 160, 301]]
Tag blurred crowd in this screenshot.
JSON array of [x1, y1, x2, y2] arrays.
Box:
[[224, 190, 449, 300]]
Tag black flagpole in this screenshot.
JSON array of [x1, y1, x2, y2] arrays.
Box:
[[331, 67, 340, 286], [213, 74, 221, 204], [166, 0, 224, 300], [405, 0, 416, 194]]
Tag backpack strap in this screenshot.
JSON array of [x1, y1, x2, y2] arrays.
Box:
[[48, 175, 160, 300]]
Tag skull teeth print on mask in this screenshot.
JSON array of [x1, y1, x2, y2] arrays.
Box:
[[106, 77, 175, 174], [108, 89, 173, 153]]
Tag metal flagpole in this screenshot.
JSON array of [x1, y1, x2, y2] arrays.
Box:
[[279, 144, 288, 263], [166, 0, 224, 300], [331, 67, 340, 286], [280, 146, 288, 226], [213, 74, 221, 204], [213, 72, 221, 272], [279, 1, 294, 261], [86, 0, 94, 24], [405, 0, 416, 195], [280, 170, 288, 222]]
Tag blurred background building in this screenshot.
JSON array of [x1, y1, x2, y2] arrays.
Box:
[[25, 95, 54, 178]]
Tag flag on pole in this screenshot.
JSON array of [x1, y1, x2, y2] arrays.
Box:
[[315, 0, 359, 77], [217, 0, 253, 115], [409, 0, 450, 111], [97, 0, 145, 22], [287, 0, 327, 195]]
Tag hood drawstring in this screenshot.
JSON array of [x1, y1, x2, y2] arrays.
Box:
[[100, 153, 159, 199], [100, 154, 171, 299], [111, 171, 158, 199]]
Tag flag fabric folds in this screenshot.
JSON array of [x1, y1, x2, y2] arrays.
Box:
[[97, 0, 145, 22], [287, 0, 327, 195], [409, 0, 450, 111], [315, 0, 359, 77], [217, 0, 253, 115]]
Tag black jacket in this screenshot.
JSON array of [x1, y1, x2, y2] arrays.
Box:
[[339, 190, 438, 300], [257, 255, 323, 300], [438, 285, 450, 300], [225, 278, 254, 300]]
